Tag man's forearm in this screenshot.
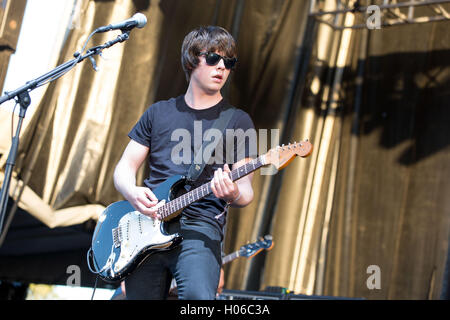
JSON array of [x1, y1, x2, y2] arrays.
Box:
[[230, 182, 253, 208], [113, 161, 137, 201]]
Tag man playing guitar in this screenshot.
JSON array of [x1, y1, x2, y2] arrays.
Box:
[[112, 26, 255, 299]]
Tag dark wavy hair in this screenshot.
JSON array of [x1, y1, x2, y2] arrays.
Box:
[[181, 26, 237, 82]]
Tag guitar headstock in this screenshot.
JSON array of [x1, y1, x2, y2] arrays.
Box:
[[263, 140, 313, 170], [238, 235, 274, 258]]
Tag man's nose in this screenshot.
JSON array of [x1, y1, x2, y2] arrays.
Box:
[[216, 58, 226, 69]]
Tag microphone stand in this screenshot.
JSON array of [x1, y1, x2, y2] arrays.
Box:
[[0, 30, 130, 242]]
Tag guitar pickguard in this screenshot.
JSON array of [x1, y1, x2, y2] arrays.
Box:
[[110, 207, 177, 273]]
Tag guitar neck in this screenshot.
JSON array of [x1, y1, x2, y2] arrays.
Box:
[[222, 251, 240, 265], [159, 156, 265, 220]]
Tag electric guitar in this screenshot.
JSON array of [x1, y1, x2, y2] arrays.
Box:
[[88, 140, 312, 282], [221, 235, 274, 265]]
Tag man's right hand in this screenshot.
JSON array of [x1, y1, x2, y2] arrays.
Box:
[[113, 140, 163, 219], [128, 186, 162, 220]]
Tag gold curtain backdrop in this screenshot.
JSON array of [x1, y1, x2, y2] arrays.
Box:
[[0, 0, 449, 299]]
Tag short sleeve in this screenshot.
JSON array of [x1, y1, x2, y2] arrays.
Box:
[[128, 106, 153, 148], [232, 111, 258, 162]]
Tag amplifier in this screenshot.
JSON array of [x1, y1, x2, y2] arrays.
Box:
[[217, 289, 285, 300], [217, 289, 361, 300]]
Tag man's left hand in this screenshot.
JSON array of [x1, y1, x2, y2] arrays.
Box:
[[211, 164, 240, 203]]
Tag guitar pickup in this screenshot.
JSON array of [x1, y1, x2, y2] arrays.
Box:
[[112, 226, 122, 248]]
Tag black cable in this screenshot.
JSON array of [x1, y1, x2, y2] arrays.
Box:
[[91, 275, 99, 300], [35, 29, 99, 89]]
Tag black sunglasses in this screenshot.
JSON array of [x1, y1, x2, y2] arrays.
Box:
[[199, 52, 237, 70]]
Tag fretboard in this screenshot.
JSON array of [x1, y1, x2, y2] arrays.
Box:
[[158, 156, 264, 220]]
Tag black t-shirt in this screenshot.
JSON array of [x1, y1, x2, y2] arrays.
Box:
[[128, 95, 256, 239]]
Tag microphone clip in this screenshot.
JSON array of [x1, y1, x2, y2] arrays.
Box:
[[103, 31, 130, 48], [85, 31, 130, 72]]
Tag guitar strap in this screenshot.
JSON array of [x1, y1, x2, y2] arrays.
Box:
[[185, 106, 235, 185]]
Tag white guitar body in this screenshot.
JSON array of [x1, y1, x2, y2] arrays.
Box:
[[112, 209, 174, 274], [89, 200, 182, 282]]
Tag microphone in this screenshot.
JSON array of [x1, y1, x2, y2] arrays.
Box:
[[96, 13, 147, 33]]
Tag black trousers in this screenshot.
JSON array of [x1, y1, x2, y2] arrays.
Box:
[[125, 217, 222, 300]]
